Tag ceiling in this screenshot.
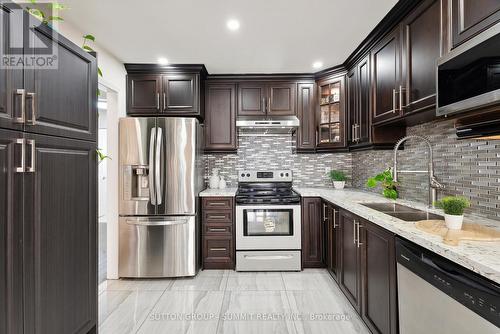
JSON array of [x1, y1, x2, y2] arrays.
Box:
[[61, 0, 398, 74]]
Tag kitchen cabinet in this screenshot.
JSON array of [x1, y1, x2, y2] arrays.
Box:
[[316, 75, 346, 150], [22, 134, 97, 334], [302, 197, 324, 268], [361, 220, 398, 334], [451, 0, 500, 48], [338, 209, 362, 312], [347, 56, 371, 148], [202, 197, 235, 269], [204, 83, 237, 152], [125, 65, 206, 118], [296, 83, 316, 151], [237, 82, 296, 116], [322, 201, 340, 281]]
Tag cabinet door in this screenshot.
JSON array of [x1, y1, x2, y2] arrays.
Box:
[[296, 83, 316, 150], [127, 74, 161, 115], [205, 83, 237, 151], [339, 210, 361, 312], [162, 74, 198, 114], [371, 28, 402, 124], [23, 134, 97, 334], [302, 198, 323, 268], [267, 82, 296, 116], [361, 220, 397, 334], [24, 24, 97, 141], [451, 0, 500, 48], [0, 129, 23, 334], [346, 69, 358, 145], [401, 0, 442, 115], [325, 203, 340, 281], [237, 82, 267, 116], [357, 57, 371, 145], [0, 5, 23, 132]]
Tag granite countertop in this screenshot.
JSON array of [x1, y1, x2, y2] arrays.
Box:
[[199, 188, 238, 197], [294, 187, 500, 284]]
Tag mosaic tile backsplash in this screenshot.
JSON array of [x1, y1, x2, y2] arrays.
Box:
[[204, 135, 352, 188], [352, 119, 500, 220]]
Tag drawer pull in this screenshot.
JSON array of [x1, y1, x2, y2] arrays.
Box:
[[207, 215, 226, 219], [210, 247, 227, 251], [209, 202, 227, 206], [209, 228, 227, 232]]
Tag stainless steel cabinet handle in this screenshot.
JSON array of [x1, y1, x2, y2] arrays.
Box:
[[353, 220, 357, 244], [14, 138, 25, 173], [392, 89, 397, 113], [262, 98, 265, 113], [14, 89, 26, 123], [352, 124, 355, 142], [268, 97, 271, 114], [26, 92, 36, 125], [126, 218, 188, 226], [209, 202, 226, 206], [148, 129, 156, 205], [323, 203, 328, 222], [332, 209, 338, 228], [357, 223, 363, 248], [155, 127, 163, 205], [156, 93, 160, 110], [210, 247, 227, 251], [26, 139, 35, 173], [163, 92, 166, 111], [207, 215, 226, 219], [244, 255, 293, 260], [209, 228, 227, 232], [399, 86, 405, 111]]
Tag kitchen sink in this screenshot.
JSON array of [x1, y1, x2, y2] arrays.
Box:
[[361, 202, 443, 222]]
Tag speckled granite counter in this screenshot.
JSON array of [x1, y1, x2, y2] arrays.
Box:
[[199, 188, 237, 197], [294, 187, 500, 284]]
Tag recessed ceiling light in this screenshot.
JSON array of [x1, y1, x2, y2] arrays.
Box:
[[313, 61, 323, 69], [227, 19, 240, 31], [158, 57, 169, 65]]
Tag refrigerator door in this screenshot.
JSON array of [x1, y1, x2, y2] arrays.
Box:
[[119, 118, 157, 215], [119, 216, 198, 277], [156, 117, 198, 215]]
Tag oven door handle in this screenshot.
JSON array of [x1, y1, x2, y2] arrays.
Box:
[[243, 255, 294, 260]]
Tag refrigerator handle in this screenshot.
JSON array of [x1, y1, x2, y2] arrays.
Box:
[[148, 128, 156, 205], [155, 127, 163, 205]]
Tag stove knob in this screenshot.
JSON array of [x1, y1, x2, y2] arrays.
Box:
[[285, 173, 289, 177], [241, 173, 245, 177], [246, 173, 250, 177], [280, 173, 284, 177]]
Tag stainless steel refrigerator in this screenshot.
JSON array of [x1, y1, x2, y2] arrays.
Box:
[[118, 117, 204, 277]]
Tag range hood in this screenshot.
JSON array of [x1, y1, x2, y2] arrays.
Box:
[[236, 116, 300, 136]]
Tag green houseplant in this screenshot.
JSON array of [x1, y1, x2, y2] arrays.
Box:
[[435, 196, 470, 230], [366, 169, 398, 200], [329, 170, 347, 189]]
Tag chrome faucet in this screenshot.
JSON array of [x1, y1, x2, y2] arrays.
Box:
[[393, 135, 445, 208]]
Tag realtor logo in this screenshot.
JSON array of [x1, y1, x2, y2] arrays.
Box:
[[0, 1, 59, 69]]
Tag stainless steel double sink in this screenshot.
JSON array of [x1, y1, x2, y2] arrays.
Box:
[[360, 202, 443, 222]]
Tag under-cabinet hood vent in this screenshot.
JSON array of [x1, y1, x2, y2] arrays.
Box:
[[455, 111, 500, 139], [236, 116, 300, 136]]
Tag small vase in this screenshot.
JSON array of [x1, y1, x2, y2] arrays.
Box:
[[444, 214, 464, 230], [209, 168, 220, 189], [333, 181, 345, 189], [219, 176, 227, 189]]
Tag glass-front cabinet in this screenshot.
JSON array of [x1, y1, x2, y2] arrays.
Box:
[[317, 76, 346, 150]]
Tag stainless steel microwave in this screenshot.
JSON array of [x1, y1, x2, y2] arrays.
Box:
[[437, 24, 500, 117]]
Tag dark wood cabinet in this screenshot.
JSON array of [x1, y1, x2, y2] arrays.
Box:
[[347, 56, 371, 148], [361, 220, 398, 334], [451, 0, 500, 48], [237, 82, 297, 116], [296, 83, 316, 151], [316, 75, 346, 150], [204, 83, 237, 152], [401, 0, 442, 115], [323, 201, 340, 281], [302, 197, 324, 268], [202, 197, 235, 269], [338, 209, 362, 312], [22, 134, 97, 334], [0, 129, 24, 334], [125, 65, 206, 118], [371, 28, 402, 125]]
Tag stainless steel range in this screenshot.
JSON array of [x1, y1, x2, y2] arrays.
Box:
[[235, 170, 301, 271]]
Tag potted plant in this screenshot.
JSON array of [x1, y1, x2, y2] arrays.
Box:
[[329, 170, 347, 189], [366, 169, 398, 200], [434, 196, 470, 230]]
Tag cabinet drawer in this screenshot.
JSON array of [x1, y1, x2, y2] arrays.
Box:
[[203, 223, 233, 236], [204, 237, 233, 261], [202, 197, 233, 210], [203, 210, 232, 223]]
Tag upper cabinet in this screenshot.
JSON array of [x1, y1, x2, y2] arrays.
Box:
[[125, 65, 207, 118], [204, 83, 237, 152], [296, 82, 316, 151], [347, 56, 371, 148], [316, 75, 346, 150], [451, 0, 500, 48], [237, 82, 296, 116]]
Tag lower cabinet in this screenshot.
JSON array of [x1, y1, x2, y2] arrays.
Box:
[[202, 197, 235, 269], [323, 201, 340, 281], [302, 197, 324, 268]]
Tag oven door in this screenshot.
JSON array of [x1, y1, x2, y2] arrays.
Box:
[[236, 205, 301, 250]]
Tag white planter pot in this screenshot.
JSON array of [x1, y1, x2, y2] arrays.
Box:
[[444, 214, 464, 230], [333, 181, 345, 189]]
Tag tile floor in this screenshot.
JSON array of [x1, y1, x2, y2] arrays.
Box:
[[98, 269, 370, 334]]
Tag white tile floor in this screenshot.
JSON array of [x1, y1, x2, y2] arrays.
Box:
[[98, 269, 370, 334]]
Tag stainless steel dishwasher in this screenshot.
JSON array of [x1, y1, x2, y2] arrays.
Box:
[[396, 237, 499, 334]]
